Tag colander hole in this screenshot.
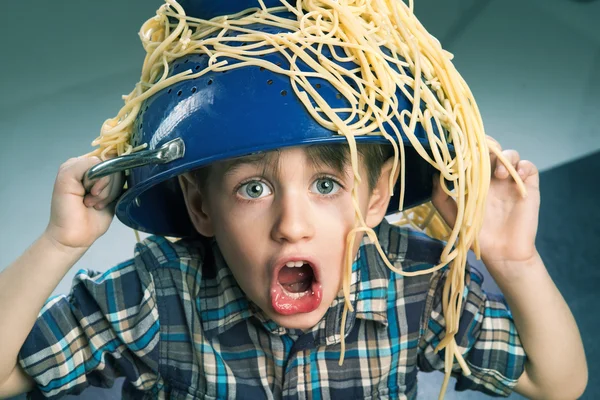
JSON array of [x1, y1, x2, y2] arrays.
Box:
[[315, 84, 322, 89], [144, 105, 149, 111], [267, 79, 273, 85], [207, 79, 213, 85], [139, 124, 143, 129], [191, 87, 197, 93], [281, 90, 288, 96], [195, 65, 201, 70], [177, 90, 183, 96], [184, 59, 188, 64], [260, 67, 266, 71], [336, 93, 342, 99], [276, 62, 282, 67], [168, 88, 172, 94]]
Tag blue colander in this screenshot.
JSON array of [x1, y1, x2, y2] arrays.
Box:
[[87, 0, 450, 237]]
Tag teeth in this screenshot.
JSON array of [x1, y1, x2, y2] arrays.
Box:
[[285, 261, 307, 268]]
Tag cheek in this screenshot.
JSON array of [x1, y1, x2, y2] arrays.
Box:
[[213, 215, 260, 259], [317, 190, 357, 219], [208, 201, 262, 261], [211, 220, 269, 296], [210, 201, 277, 264], [313, 198, 360, 281], [316, 190, 370, 243]]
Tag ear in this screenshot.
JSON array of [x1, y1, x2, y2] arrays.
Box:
[[178, 173, 215, 237], [364, 157, 398, 228]]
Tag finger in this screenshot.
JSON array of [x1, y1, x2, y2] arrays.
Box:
[[94, 180, 113, 204], [92, 193, 113, 210], [94, 197, 118, 213], [494, 149, 520, 179], [486, 137, 501, 178], [83, 193, 99, 208], [431, 175, 458, 228], [65, 156, 102, 181], [486, 135, 501, 150], [106, 173, 125, 203], [93, 173, 125, 208], [90, 176, 110, 196], [58, 156, 103, 196], [94, 201, 109, 211], [517, 160, 540, 188], [489, 151, 499, 178]]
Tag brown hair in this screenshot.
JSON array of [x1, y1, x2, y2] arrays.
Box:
[[305, 144, 393, 190]]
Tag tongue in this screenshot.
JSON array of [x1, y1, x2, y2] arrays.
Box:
[[278, 265, 313, 293]]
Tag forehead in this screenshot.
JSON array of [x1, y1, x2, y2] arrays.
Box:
[[214, 145, 352, 176]]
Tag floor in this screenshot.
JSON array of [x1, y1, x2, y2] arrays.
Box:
[[2, 0, 598, 398]]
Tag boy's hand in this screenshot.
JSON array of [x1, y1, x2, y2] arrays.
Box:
[[432, 137, 541, 268], [44, 156, 124, 251]]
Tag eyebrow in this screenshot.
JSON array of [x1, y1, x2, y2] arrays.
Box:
[[220, 146, 352, 179], [221, 152, 278, 178]]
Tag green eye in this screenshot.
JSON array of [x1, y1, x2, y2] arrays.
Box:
[[312, 178, 340, 195], [238, 181, 271, 199], [246, 183, 263, 198]]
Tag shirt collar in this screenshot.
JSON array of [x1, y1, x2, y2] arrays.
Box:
[[164, 219, 408, 342]]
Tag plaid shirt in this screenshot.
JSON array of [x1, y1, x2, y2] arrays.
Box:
[[19, 220, 525, 399]]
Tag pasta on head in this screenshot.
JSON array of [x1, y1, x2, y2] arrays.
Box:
[[89, 1, 525, 398]]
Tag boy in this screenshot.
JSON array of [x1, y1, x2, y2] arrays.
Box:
[[0, 1, 588, 399]]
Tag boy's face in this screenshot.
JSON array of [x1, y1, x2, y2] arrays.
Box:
[[180, 147, 393, 330]]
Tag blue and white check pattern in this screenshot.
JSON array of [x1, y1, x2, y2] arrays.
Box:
[[19, 220, 526, 399]]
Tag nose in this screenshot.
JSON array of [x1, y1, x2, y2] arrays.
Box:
[[271, 190, 315, 243]]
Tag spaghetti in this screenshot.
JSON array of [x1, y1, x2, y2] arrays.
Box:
[[89, 1, 526, 398]]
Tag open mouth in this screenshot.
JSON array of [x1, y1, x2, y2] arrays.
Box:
[[270, 259, 323, 315]]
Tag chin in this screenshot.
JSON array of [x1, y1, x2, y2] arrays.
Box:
[[270, 308, 328, 330]]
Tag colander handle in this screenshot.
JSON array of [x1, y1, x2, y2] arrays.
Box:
[[83, 138, 186, 192]]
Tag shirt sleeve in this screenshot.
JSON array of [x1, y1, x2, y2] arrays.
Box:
[[18, 259, 161, 399], [417, 263, 526, 397]]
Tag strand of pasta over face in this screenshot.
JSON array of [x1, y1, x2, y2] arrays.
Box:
[[88, 1, 526, 398]]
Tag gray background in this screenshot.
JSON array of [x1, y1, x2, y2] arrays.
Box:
[[1, 0, 599, 398]]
